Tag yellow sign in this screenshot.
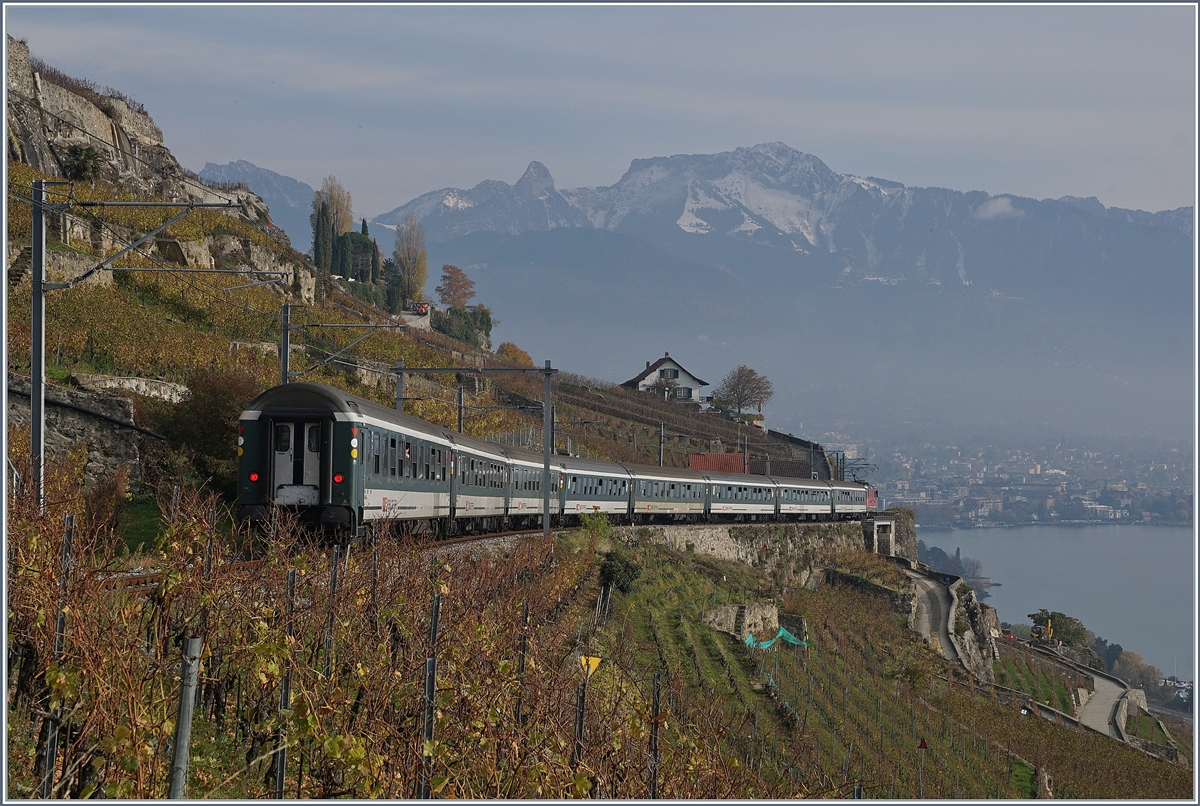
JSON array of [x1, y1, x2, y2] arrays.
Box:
[[580, 655, 602, 677]]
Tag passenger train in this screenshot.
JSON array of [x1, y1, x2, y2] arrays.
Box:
[[236, 382, 876, 535]]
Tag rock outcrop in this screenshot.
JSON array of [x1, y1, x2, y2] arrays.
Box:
[[7, 372, 143, 486]]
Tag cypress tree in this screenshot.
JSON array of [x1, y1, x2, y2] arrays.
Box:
[[361, 218, 369, 237], [371, 239, 380, 284], [314, 201, 333, 271]]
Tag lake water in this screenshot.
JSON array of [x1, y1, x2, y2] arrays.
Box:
[[916, 524, 1195, 679]]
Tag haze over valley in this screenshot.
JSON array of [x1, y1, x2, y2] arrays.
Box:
[[210, 144, 1193, 445]]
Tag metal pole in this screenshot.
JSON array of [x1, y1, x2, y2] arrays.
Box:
[[274, 570, 295, 799], [572, 681, 586, 770], [168, 636, 203, 798], [659, 423, 664, 467], [649, 672, 661, 798], [515, 600, 529, 725], [322, 545, 340, 678], [550, 405, 556, 455], [457, 386, 464, 432], [394, 357, 404, 411], [39, 514, 74, 798], [417, 592, 441, 799], [30, 179, 46, 514], [280, 302, 290, 385], [543, 362, 552, 538]]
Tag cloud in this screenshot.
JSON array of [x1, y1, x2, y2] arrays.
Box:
[[973, 196, 1024, 220]]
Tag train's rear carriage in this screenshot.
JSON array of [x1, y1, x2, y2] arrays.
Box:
[[560, 456, 634, 521], [704, 470, 780, 520], [625, 464, 706, 522], [866, 485, 878, 510], [830, 481, 870, 518], [774, 477, 835, 520], [238, 382, 359, 530], [504, 446, 564, 528]]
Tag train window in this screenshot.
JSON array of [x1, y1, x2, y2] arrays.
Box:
[[308, 425, 320, 454], [275, 424, 291, 453], [388, 438, 396, 476], [371, 433, 380, 475]]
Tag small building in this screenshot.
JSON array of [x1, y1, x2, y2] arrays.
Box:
[[622, 352, 709, 402]]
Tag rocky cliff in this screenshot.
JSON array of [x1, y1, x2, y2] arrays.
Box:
[[6, 37, 282, 235]]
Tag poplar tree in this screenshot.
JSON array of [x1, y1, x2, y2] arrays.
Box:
[[392, 213, 428, 308]]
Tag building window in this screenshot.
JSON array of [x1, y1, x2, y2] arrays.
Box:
[[659, 368, 679, 379], [674, 387, 692, 399]]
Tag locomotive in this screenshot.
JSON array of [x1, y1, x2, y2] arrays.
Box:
[[236, 382, 876, 535]]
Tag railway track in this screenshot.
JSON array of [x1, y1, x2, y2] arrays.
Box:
[[94, 527, 562, 592]]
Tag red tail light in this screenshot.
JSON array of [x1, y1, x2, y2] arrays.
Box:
[[333, 473, 345, 484], [249, 472, 260, 482]]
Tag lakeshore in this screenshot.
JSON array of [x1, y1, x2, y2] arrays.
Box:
[[916, 523, 1194, 679]]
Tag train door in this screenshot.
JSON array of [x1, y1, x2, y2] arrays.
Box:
[[274, 421, 321, 505]]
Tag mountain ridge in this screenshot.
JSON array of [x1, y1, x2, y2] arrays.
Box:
[[198, 159, 316, 253]]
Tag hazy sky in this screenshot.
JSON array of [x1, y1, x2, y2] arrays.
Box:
[[5, 4, 1196, 220]]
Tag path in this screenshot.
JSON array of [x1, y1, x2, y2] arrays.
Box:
[[1077, 673, 1125, 739], [905, 570, 960, 664]]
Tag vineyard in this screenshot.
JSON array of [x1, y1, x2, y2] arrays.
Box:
[[607, 539, 1192, 799], [6, 431, 1194, 798], [7, 439, 784, 798], [6, 157, 1192, 799]]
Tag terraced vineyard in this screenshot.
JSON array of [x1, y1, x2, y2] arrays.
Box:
[[606, 537, 1193, 799]]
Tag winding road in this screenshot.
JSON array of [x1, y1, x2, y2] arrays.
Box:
[[906, 570, 960, 664]]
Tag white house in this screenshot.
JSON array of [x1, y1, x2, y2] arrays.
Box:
[[621, 352, 709, 401]]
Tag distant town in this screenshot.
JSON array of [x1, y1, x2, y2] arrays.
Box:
[[823, 435, 1193, 528]]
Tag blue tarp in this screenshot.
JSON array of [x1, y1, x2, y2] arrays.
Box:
[[744, 626, 808, 649]]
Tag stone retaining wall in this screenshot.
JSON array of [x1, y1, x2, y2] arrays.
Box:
[[7, 372, 140, 485], [614, 520, 869, 590]]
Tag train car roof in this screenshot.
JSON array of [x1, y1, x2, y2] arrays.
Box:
[[504, 445, 564, 468], [558, 455, 634, 477], [769, 476, 835, 489], [244, 382, 462, 449], [619, 463, 708, 482]]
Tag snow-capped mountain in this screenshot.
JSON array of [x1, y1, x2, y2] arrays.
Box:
[[372, 161, 591, 240], [372, 141, 1190, 298], [369, 143, 1191, 442]]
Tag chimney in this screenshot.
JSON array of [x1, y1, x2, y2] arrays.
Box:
[[646, 361, 650, 369], [665, 352, 669, 357]]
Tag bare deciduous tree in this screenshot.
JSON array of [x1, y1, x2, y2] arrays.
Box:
[[310, 175, 354, 236], [391, 214, 428, 306], [713, 365, 774, 414]]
